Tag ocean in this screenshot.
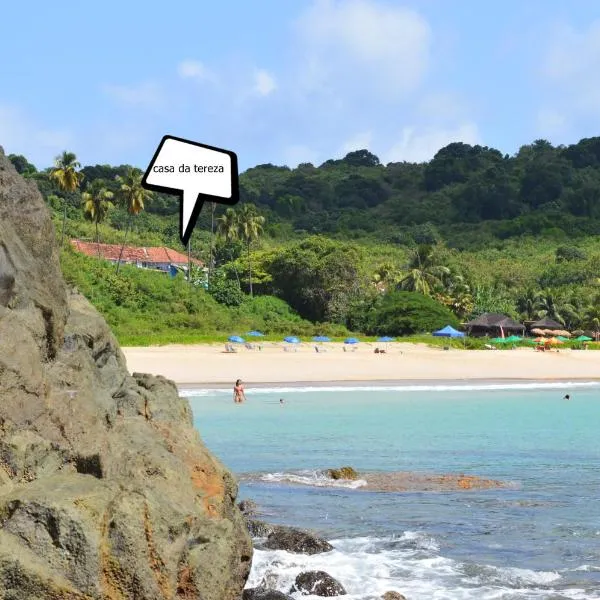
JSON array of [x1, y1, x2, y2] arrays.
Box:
[[183, 382, 600, 599]]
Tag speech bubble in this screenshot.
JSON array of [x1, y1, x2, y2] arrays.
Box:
[[141, 135, 240, 246]]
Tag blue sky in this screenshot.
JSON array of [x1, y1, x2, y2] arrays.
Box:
[[1, 0, 599, 171]]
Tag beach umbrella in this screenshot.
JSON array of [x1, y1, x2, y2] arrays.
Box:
[[575, 335, 592, 341], [284, 336, 300, 344], [490, 337, 508, 343], [228, 335, 244, 343], [545, 337, 563, 345], [432, 325, 465, 338], [344, 337, 360, 344], [556, 335, 570, 342], [312, 336, 331, 342], [505, 335, 522, 343], [247, 330, 265, 337], [531, 328, 547, 336], [376, 335, 395, 351], [555, 330, 571, 337]]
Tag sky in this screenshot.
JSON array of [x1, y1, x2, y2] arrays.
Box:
[[1, 0, 599, 171]]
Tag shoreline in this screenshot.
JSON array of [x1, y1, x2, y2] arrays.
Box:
[[176, 377, 600, 390], [122, 342, 600, 386]]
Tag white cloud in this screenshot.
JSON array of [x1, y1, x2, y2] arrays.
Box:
[[385, 123, 480, 164], [295, 0, 431, 99], [338, 131, 373, 156], [253, 69, 277, 96], [177, 59, 208, 80], [102, 81, 165, 111], [282, 144, 320, 167], [541, 20, 600, 118], [536, 108, 568, 137], [0, 105, 73, 167]]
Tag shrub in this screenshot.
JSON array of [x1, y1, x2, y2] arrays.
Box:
[[365, 291, 460, 336]]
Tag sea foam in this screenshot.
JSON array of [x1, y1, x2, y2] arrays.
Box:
[[246, 534, 598, 600], [180, 381, 600, 397]]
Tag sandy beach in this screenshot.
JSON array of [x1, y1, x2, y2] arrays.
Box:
[[121, 342, 600, 386]]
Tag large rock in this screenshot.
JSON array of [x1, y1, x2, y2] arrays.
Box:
[[290, 571, 346, 596], [243, 589, 294, 600], [263, 526, 334, 555], [246, 519, 275, 538], [0, 148, 252, 598], [382, 592, 407, 600]]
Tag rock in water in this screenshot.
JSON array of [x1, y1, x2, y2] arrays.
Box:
[[263, 526, 334, 554], [326, 466, 359, 480], [0, 148, 252, 598], [382, 592, 407, 600], [290, 571, 347, 596], [243, 589, 294, 600]]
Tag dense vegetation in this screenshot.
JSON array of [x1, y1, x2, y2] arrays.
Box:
[[9, 135, 600, 344]]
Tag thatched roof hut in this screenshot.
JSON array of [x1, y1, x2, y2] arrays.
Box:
[[464, 313, 525, 337], [529, 316, 563, 330]]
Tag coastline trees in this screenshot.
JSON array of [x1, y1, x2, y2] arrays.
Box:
[[49, 151, 83, 248], [82, 180, 114, 256], [216, 204, 265, 297], [398, 244, 450, 296], [115, 167, 152, 274], [238, 204, 265, 297]]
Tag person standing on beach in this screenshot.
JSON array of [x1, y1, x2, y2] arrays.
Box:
[[233, 379, 246, 403]]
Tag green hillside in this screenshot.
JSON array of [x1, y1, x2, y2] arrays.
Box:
[[9, 136, 600, 344]]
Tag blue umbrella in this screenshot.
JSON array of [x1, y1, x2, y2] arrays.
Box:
[[284, 336, 300, 344], [432, 325, 465, 338], [313, 336, 331, 342], [377, 336, 396, 342], [247, 331, 264, 337], [344, 337, 360, 344], [228, 335, 245, 343]]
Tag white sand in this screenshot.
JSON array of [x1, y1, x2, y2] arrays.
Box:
[[121, 342, 600, 385]]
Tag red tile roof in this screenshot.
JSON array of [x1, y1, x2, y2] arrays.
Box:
[[70, 240, 203, 266]]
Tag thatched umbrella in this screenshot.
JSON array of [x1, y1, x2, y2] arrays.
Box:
[[531, 328, 547, 336], [554, 330, 571, 337]]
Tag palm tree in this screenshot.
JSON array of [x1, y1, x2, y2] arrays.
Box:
[[398, 244, 450, 296], [237, 203, 265, 297], [516, 288, 542, 321], [535, 290, 577, 328], [208, 202, 216, 287], [216, 207, 240, 242], [82, 180, 114, 257], [114, 168, 152, 274], [49, 151, 83, 248], [216, 208, 242, 289]]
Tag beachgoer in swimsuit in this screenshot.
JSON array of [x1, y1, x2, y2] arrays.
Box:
[[233, 379, 246, 403], [233, 380, 245, 403]]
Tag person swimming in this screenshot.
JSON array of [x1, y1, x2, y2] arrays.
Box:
[[564, 394, 570, 400], [280, 398, 284, 404], [233, 379, 246, 403]]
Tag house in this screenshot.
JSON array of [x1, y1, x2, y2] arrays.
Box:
[[463, 313, 525, 337], [70, 239, 204, 273]]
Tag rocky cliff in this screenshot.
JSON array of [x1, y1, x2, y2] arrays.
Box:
[[0, 148, 252, 599]]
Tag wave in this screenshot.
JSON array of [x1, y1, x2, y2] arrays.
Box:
[[245, 533, 599, 600], [243, 469, 367, 490], [180, 381, 600, 397]]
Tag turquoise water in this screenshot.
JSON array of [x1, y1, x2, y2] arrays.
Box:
[[186, 383, 600, 599]]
